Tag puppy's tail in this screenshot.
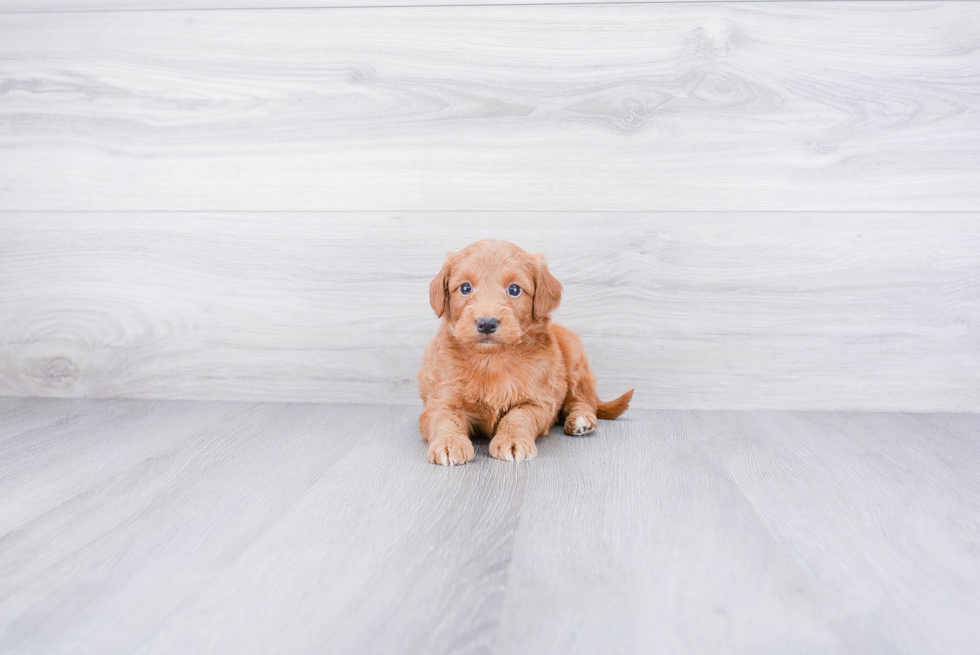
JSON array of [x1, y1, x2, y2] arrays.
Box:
[[596, 389, 634, 420]]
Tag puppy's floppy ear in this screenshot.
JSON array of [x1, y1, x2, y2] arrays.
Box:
[[532, 254, 563, 320], [428, 251, 455, 318]]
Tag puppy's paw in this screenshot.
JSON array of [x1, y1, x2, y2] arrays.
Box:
[[488, 434, 537, 462], [564, 412, 597, 436], [428, 438, 475, 466]]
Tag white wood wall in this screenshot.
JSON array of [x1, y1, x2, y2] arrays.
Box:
[[1, 2, 978, 410]]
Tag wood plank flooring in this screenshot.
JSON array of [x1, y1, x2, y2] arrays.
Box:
[[2, 397, 978, 654]]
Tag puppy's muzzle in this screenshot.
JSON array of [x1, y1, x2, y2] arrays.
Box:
[[476, 317, 499, 334]]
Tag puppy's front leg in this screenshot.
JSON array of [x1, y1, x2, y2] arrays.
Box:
[[421, 407, 475, 466], [489, 403, 554, 462]]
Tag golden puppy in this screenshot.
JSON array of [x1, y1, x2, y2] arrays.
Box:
[[418, 239, 633, 465]]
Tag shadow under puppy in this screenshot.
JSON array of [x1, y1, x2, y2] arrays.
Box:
[[418, 239, 633, 465]]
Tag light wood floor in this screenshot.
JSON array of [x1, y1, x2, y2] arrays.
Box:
[[1, 397, 978, 654]]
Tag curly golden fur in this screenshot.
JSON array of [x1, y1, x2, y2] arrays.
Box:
[[418, 239, 633, 465]]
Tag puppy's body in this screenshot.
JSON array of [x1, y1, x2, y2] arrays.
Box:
[[419, 240, 633, 465]]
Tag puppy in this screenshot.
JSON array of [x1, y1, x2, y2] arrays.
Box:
[[418, 239, 633, 465]]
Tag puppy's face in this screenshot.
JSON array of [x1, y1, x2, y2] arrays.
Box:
[[429, 240, 562, 349]]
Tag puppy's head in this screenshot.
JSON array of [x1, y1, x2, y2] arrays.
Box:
[[429, 239, 562, 349]]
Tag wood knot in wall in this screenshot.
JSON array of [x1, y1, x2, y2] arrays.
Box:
[[42, 357, 79, 387]]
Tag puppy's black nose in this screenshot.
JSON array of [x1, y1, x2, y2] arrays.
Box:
[[476, 317, 499, 334]]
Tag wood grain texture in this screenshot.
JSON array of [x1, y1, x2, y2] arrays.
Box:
[[496, 408, 980, 654], [2, 212, 977, 411], [1, 3, 978, 211], [0, 0, 792, 13], [0, 0, 904, 14], [0, 399, 523, 654], [2, 398, 979, 654]]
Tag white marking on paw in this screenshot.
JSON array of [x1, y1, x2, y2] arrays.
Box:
[[571, 415, 595, 435]]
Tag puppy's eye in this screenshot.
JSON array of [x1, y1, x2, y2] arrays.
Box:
[[507, 284, 522, 297], [459, 283, 472, 295]]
